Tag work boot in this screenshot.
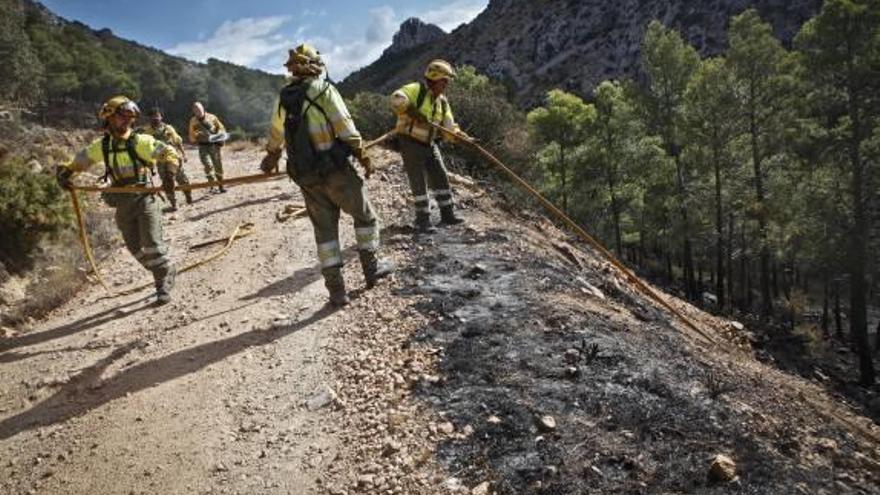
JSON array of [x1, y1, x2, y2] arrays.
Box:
[[439, 205, 464, 226], [218, 184, 227, 193], [359, 250, 395, 289], [184, 190, 193, 205], [415, 212, 436, 234], [163, 196, 178, 213], [322, 267, 349, 307], [154, 264, 177, 305]]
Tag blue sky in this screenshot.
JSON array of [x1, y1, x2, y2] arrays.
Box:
[[40, 0, 488, 77]]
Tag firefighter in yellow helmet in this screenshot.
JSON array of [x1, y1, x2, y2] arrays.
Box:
[[188, 101, 227, 192], [138, 107, 193, 210], [258, 43, 393, 307], [390, 59, 468, 233], [56, 96, 180, 305]]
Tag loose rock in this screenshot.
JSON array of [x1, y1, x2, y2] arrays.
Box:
[[708, 454, 737, 482]]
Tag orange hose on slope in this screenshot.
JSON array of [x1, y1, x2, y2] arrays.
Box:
[[426, 121, 719, 346]]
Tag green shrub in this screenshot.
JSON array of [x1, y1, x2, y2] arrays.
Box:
[[0, 156, 72, 270], [346, 92, 397, 140]]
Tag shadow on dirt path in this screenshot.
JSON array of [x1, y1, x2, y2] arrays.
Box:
[[0, 295, 154, 353], [0, 304, 336, 440]]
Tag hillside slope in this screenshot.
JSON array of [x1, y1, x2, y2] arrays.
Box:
[[2, 0, 284, 133], [341, 0, 821, 104], [0, 146, 878, 494]]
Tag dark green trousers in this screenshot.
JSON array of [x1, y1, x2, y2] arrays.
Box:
[[198, 143, 224, 182]]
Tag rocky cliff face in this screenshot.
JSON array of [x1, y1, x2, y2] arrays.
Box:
[[382, 18, 446, 57], [342, 0, 822, 105]]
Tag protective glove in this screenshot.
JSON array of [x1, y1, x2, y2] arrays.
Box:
[[56, 165, 74, 190], [351, 147, 374, 179], [260, 149, 282, 174]]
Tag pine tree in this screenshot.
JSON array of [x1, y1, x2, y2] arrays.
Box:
[[727, 9, 799, 318], [641, 20, 701, 301], [797, 0, 880, 386]]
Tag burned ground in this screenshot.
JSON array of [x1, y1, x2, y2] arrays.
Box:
[[387, 191, 880, 494]]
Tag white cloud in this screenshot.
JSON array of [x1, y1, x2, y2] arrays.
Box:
[[421, 0, 488, 32], [165, 1, 489, 78], [310, 6, 401, 79], [167, 16, 291, 68]]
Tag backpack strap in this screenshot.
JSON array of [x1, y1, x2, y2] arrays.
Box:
[[100, 134, 116, 184], [125, 134, 149, 185], [302, 82, 334, 138], [416, 81, 428, 112], [407, 82, 430, 137]]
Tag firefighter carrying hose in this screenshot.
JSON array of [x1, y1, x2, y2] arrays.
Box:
[[56, 96, 179, 305], [391, 59, 469, 233], [259, 44, 394, 307]]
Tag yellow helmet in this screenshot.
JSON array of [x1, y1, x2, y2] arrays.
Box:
[[98, 95, 140, 121], [424, 59, 456, 81], [285, 43, 324, 76]]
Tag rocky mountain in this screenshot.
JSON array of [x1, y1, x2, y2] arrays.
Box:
[[383, 18, 446, 57], [341, 0, 822, 105]]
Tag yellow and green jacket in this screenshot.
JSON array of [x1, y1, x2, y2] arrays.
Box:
[[63, 130, 178, 186], [267, 77, 363, 154], [390, 81, 459, 144], [138, 122, 184, 149], [188, 112, 225, 144]]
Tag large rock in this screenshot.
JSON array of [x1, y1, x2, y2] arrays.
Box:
[[382, 18, 446, 57]]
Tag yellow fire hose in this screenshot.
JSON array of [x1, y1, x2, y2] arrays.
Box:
[[96, 222, 256, 300], [426, 121, 719, 346], [69, 189, 111, 292], [68, 132, 396, 296]]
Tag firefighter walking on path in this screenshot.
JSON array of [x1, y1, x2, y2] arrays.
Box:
[[259, 43, 393, 307], [188, 101, 227, 193], [391, 59, 468, 233], [139, 107, 193, 211], [56, 96, 179, 305]]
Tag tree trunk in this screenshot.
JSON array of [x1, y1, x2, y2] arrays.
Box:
[[822, 269, 830, 337], [672, 151, 696, 301], [750, 105, 773, 318], [875, 319, 880, 353], [714, 152, 725, 311], [834, 279, 843, 340], [847, 77, 874, 385], [772, 261, 780, 300], [559, 145, 568, 214], [740, 222, 749, 311], [726, 213, 734, 311], [607, 168, 622, 257]]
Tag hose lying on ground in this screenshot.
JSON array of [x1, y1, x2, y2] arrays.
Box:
[[425, 121, 719, 347]]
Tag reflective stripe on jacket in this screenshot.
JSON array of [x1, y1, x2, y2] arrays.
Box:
[[188, 112, 225, 144], [390, 82, 459, 144], [267, 77, 363, 153]]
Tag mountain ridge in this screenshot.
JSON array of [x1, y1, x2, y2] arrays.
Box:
[[341, 0, 822, 105]]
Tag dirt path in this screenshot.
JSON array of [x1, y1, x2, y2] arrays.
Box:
[[0, 145, 350, 494]]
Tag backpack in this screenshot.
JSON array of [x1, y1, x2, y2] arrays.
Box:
[[278, 80, 352, 187]]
